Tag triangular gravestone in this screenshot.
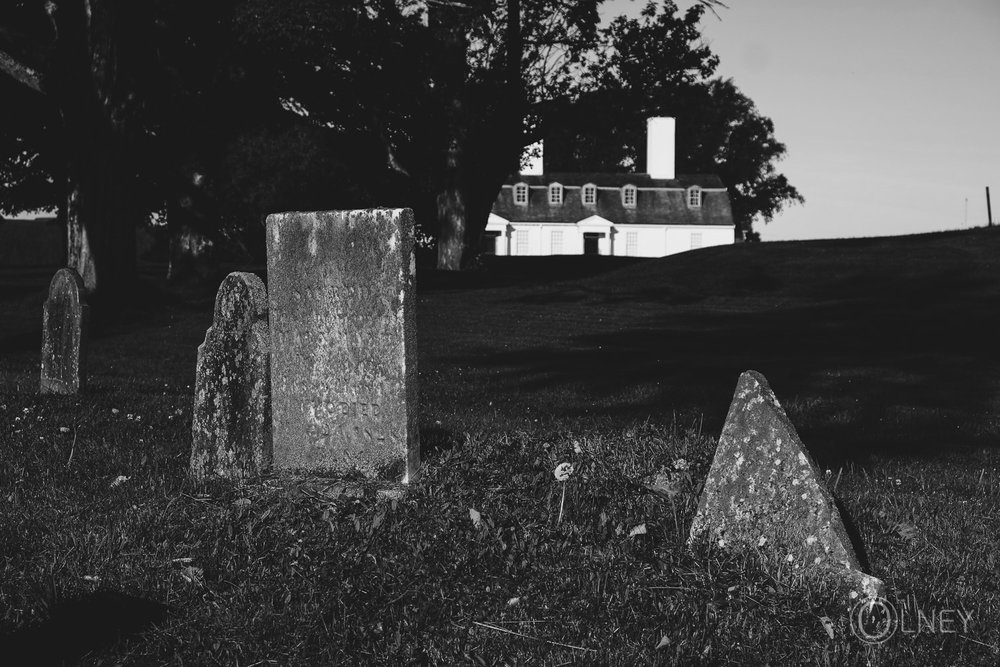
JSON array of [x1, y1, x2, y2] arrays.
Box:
[[266, 209, 419, 482], [689, 370, 883, 603], [40, 268, 89, 395], [190, 272, 272, 482]]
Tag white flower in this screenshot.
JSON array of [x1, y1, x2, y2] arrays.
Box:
[[718, 538, 726, 548], [110, 475, 130, 489], [111, 408, 120, 415], [573, 441, 583, 454], [806, 535, 817, 546], [786, 554, 794, 562], [757, 536, 767, 547], [673, 458, 689, 471], [553, 462, 574, 482], [59, 426, 70, 434]]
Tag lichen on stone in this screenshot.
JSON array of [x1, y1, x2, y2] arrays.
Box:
[[688, 370, 884, 604]]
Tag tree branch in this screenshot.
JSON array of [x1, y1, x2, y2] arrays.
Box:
[[0, 47, 44, 93]]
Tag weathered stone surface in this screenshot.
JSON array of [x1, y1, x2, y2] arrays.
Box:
[[190, 272, 272, 482], [689, 370, 883, 602], [40, 268, 89, 395], [266, 209, 419, 482]]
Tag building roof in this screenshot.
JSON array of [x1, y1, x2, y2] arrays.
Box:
[[506, 173, 727, 189], [492, 172, 734, 227]]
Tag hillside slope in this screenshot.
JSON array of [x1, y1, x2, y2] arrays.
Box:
[[418, 227, 1000, 463]]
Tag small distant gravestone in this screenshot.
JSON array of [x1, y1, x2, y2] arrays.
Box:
[[266, 209, 419, 482], [190, 272, 272, 482], [40, 268, 89, 395], [689, 370, 883, 603]]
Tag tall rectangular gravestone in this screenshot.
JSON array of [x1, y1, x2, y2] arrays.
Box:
[[266, 209, 419, 482], [40, 268, 89, 395]]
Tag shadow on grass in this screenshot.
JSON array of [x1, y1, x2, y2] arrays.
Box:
[[419, 424, 462, 458], [420, 229, 1000, 467], [834, 496, 871, 572], [0, 590, 170, 666]]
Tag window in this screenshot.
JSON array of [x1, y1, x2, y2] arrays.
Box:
[[550, 230, 563, 254], [515, 230, 529, 255], [625, 232, 638, 257], [548, 183, 563, 205], [581, 183, 597, 206], [621, 184, 637, 208], [690, 232, 703, 249], [687, 186, 702, 208], [513, 183, 529, 206]]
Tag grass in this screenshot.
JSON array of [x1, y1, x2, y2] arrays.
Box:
[[2, 227, 1000, 664]]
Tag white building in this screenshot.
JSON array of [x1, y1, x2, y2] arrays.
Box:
[[486, 117, 736, 258]]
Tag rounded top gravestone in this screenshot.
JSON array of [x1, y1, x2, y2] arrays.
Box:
[[213, 272, 268, 332], [40, 267, 89, 395], [190, 271, 272, 483]]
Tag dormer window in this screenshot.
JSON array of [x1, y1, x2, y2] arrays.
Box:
[[513, 182, 529, 206], [581, 183, 597, 207], [621, 184, 637, 208], [548, 182, 564, 206], [687, 186, 702, 208]]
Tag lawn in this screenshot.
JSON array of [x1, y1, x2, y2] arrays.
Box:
[[2, 228, 1000, 664]]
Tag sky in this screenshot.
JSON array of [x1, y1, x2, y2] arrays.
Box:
[[606, 0, 1000, 241]]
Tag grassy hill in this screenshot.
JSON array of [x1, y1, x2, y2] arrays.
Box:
[[1, 228, 999, 664], [420, 227, 1000, 462]]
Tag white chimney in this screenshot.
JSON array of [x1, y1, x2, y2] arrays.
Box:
[[520, 140, 544, 176], [646, 117, 675, 180]]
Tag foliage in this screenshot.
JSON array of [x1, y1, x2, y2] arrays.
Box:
[[0, 0, 797, 268], [548, 1, 803, 240]]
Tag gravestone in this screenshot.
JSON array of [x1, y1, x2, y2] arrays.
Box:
[[190, 272, 272, 482], [689, 370, 883, 603], [40, 268, 89, 395], [266, 208, 419, 482]]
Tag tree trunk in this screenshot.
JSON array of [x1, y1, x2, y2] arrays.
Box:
[[432, 0, 523, 270], [166, 195, 216, 286], [65, 140, 137, 298], [436, 136, 467, 270]]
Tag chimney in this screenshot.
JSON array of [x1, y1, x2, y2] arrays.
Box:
[[646, 117, 675, 180], [520, 140, 544, 176]]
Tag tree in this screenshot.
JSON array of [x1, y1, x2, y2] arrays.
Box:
[[2, 0, 752, 286], [426, 0, 605, 269], [0, 2, 165, 297], [687, 78, 804, 241], [224, 0, 605, 270], [0, 1, 287, 297], [0, 79, 63, 218], [547, 1, 803, 240]]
